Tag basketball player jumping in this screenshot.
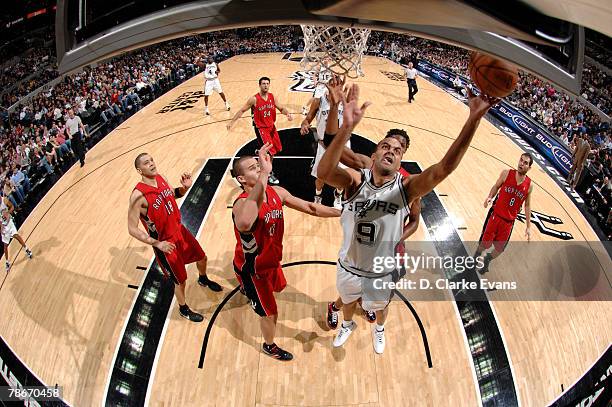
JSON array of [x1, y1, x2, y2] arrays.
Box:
[[300, 83, 345, 209], [196, 56, 230, 115], [128, 154, 222, 323], [302, 58, 332, 116], [232, 143, 340, 361], [319, 80, 498, 354], [475, 153, 533, 274], [227, 77, 293, 185], [1, 195, 33, 272], [322, 82, 422, 327]]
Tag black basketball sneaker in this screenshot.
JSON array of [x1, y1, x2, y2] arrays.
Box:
[[262, 343, 293, 361]]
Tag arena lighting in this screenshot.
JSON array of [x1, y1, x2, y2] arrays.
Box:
[[26, 8, 47, 19], [119, 358, 137, 375]]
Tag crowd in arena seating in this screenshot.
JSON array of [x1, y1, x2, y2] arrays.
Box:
[[0, 25, 610, 236], [580, 63, 611, 115]]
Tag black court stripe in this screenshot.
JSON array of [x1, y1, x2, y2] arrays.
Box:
[[198, 258, 432, 370], [393, 290, 433, 368], [105, 158, 229, 406], [198, 286, 240, 368], [404, 161, 519, 406], [479, 206, 495, 242]]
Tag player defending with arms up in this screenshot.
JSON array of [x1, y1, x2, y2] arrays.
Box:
[[232, 143, 340, 361], [128, 154, 222, 323], [319, 82, 498, 354]]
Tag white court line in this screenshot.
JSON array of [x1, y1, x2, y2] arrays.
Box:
[[144, 158, 229, 406], [102, 158, 212, 406]]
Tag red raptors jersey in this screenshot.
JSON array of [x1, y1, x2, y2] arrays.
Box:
[[252, 93, 276, 129], [134, 174, 181, 240], [233, 186, 284, 273], [493, 169, 531, 221]]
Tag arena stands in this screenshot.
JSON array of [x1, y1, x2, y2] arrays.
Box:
[[0, 25, 609, 237]]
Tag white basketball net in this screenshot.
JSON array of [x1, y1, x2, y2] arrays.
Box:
[[300, 25, 371, 78]]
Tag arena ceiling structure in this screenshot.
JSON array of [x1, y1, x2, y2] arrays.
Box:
[[56, 0, 612, 95]]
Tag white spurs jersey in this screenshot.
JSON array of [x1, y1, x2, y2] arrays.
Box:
[[317, 66, 332, 85], [0, 200, 11, 227], [315, 90, 343, 141], [339, 169, 409, 277], [204, 62, 218, 79]]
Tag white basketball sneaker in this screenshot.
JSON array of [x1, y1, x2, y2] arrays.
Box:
[[314, 195, 322, 204], [333, 321, 356, 347], [225, 101, 231, 111], [372, 326, 386, 354], [333, 190, 343, 210]]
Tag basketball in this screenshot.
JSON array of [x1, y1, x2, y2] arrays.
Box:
[[469, 52, 518, 98]]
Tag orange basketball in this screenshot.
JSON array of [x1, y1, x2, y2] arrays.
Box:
[[469, 52, 518, 98]]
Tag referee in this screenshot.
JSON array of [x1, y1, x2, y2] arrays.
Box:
[[405, 62, 418, 103], [65, 109, 89, 167]]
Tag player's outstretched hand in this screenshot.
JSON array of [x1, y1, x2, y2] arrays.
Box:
[[258, 143, 273, 175], [483, 197, 492, 208], [342, 83, 371, 130], [287, 112, 293, 121], [180, 172, 192, 189], [326, 75, 345, 106], [154, 240, 176, 253], [467, 87, 500, 119]]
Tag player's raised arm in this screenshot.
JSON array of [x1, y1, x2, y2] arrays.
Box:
[[325, 76, 372, 170], [403, 89, 499, 203], [227, 96, 256, 130], [318, 83, 370, 193], [233, 144, 273, 232], [273, 186, 341, 218], [275, 99, 293, 121]]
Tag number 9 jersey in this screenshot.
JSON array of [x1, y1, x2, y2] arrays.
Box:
[[338, 169, 409, 277]]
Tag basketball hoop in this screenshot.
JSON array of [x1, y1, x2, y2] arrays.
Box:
[[300, 25, 371, 78]]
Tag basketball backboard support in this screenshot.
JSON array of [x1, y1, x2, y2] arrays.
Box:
[[55, 0, 611, 94]]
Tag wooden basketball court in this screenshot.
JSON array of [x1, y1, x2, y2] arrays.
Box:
[[0, 54, 609, 406]]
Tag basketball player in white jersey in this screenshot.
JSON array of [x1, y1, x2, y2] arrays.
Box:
[[300, 86, 345, 209], [1, 195, 32, 272], [196, 56, 230, 115], [319, 78, 498, 353], [302, 58, 332, 116]]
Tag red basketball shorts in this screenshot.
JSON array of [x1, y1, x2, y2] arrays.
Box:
[[255, 126, 282, 156], [234, 266, 287, 317], [479, 210, 514, 253], [153, 224, 206, 284]]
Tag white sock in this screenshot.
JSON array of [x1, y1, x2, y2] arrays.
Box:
[[315, 189, 322, 195], [375, 324, 384, 332], [342, 320, 353, 328]]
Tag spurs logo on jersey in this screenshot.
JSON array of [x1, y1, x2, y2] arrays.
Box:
[[339, 169, 409, 277]]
